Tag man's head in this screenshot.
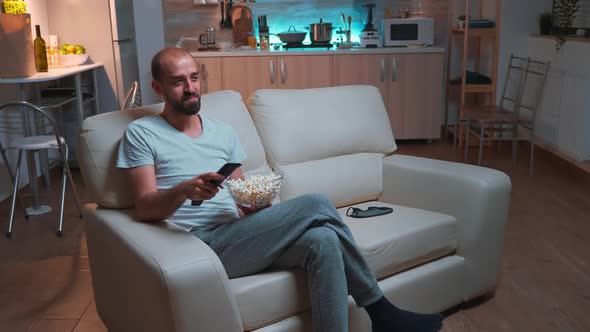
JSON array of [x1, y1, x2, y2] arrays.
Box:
[[151, 47, 201, 115]]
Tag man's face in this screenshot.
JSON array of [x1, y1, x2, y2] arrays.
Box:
[[153, 55, 201, 115]]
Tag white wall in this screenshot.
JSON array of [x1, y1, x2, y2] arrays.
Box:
[[133, 0, 166, 105], [496, 0, 553, 103]]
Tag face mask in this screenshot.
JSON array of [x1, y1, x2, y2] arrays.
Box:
[[345, 206, 393, 218]]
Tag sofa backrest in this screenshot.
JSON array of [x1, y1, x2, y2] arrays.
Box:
[[247, 85, 396, 207], [78, 90, 268, 209]]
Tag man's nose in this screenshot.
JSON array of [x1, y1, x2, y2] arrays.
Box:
[[184, 80, 196, 93]]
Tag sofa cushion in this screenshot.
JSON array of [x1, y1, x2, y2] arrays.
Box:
[[246, 85, 397, 167], [339, 201, 458, 279], [228, 201, 457, 330], [78, 90, 268, 209], [277, 153, 383, 208]]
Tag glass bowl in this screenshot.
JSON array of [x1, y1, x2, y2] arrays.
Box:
[[225, 172, 283, 208]]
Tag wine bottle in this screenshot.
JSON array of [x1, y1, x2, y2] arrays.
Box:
[[34, 25, 48, 72]]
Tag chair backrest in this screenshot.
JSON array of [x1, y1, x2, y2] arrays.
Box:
[[516, 58, 550, 129], [0, 101, 67, 155], [498, 54, 528, 113], [121, 81, 142, 110]]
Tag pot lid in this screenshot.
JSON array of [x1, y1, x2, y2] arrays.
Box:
[[278, 26, 305, 34]]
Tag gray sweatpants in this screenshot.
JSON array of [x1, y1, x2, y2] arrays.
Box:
[[191, 193, 383, 332]]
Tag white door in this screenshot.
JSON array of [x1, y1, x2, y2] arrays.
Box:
[[110, 0, 136, 41]]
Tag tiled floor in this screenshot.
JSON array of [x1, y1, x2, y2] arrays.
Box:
[[1, 139, 589, 331]]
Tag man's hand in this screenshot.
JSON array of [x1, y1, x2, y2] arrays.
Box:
[[237, 202, 272, 218], [180, 172, 227, 201]]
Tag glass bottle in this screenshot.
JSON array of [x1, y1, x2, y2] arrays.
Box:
[[34, 25, 48, 72]]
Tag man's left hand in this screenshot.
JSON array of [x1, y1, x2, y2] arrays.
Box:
[[237, 202, 272, 217]]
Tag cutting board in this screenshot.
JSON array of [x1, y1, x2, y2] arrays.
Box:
[[231, 5, 253, 47]]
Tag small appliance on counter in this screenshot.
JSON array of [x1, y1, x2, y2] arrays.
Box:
[[382, 17, 434, 47], [360, 3, 381, 48]]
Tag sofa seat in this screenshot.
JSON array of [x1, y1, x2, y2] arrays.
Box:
[[228, 201, 457, 331]]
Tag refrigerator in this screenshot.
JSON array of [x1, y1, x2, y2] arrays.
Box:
[[47, 0, 140, 112]]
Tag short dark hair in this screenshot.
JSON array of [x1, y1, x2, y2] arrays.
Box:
[[151, 47, 194, 82]]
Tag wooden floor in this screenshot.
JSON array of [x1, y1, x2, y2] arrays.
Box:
[[0, 139, 589, 332]]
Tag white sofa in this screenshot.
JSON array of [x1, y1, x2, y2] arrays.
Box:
[[77, 86, 511, 332]]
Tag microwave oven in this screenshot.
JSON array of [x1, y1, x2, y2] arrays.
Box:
[[382, 18, 434, 47]]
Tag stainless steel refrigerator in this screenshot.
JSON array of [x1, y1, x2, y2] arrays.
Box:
[[47, 0, 140, 112]]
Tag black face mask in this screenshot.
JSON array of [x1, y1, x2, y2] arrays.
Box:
[[346, 206, 393, 219]]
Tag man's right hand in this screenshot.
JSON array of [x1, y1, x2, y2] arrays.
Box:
[[181, 172, 227, 201]]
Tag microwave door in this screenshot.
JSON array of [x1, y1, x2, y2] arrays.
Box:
[[391, 24, 419, 43]]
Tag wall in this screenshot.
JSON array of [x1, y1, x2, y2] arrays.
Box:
[[0, 1, 49, 201], [133, 0, 166, 105], [496, 0, 553, 104], [164, 0, 449, 48]]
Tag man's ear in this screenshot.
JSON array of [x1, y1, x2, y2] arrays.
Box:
[[152, 80, 162, 96]]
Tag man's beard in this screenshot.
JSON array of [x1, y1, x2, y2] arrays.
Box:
[[171, 92, 201, 115]]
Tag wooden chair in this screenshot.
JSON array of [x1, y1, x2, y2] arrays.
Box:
[[463, 55, 550, 175], [121, 81, 142, 110]]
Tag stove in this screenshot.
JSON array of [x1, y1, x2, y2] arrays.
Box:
[[283, 42, 333, 50]]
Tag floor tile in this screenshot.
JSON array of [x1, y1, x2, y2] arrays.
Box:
[[29, 319, 77, 332]]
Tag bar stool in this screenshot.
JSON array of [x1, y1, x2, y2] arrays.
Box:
[[0, 101, 82, 237]]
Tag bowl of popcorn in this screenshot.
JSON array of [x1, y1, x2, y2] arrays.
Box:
[[225, 172, 283, 208]]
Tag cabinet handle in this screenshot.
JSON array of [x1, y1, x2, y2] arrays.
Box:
[[201, 64, 208, 94], [380, 57, 385, 82], [280, 60, 286, 84], [391, 58, 397, 82], [269, 60, 276, 84]]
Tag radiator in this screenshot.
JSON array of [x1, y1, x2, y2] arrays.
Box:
[[535, 68, 590, 162]]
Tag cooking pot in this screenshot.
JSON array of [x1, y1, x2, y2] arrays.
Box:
[[275, 26, 307, 44], [307, 18, 334, 43]]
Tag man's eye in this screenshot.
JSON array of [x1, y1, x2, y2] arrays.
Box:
[[191, 75, 199, 81]]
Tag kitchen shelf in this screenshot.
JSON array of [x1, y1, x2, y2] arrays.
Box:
[[451, 27, 498, 38], [445, 0, 502, 147], [448, 81, 495, 93]]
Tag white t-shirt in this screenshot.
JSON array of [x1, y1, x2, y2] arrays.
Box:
[[116, 114, 247, 231]]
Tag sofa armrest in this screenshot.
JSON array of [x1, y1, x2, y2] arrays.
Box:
[[380, 155, 511, 300], [83, 204, 243, 332]]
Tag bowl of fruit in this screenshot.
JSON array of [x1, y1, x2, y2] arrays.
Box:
[[58, 44, 88, 67], [225, 172, 283, 208]]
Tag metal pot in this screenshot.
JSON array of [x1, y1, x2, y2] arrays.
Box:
[[307, 18, 333, 43], [275, 26, 307, 44]]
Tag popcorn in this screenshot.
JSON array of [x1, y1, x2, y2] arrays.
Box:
[[226, 173, 282, 208]]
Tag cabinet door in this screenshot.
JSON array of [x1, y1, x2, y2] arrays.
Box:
[[277, 55, 333, 89], [221, 56, 277, 100], [332, 54, 388, 99], [333, 54, 392, 137], [388, 53, 443, 139], [194, 57, 222, 95]]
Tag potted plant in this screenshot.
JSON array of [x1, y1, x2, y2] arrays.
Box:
[[538, 11, 553, 35], [552, 0, 581, 51]]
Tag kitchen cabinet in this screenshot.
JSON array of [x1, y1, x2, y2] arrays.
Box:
[[221, 56, 276, 99], [218, 55, 332, 99], [333, 53, 443, 139], [195, 57, 222, 94], [276, 55, 332, 89]]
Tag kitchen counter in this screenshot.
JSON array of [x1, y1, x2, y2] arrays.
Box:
[[190, 46, 445, 57]]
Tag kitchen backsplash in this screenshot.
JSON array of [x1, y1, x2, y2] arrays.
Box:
[[165, 0, 448, 48]]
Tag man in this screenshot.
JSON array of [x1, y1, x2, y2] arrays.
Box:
[[117, 47, 443, 332]]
